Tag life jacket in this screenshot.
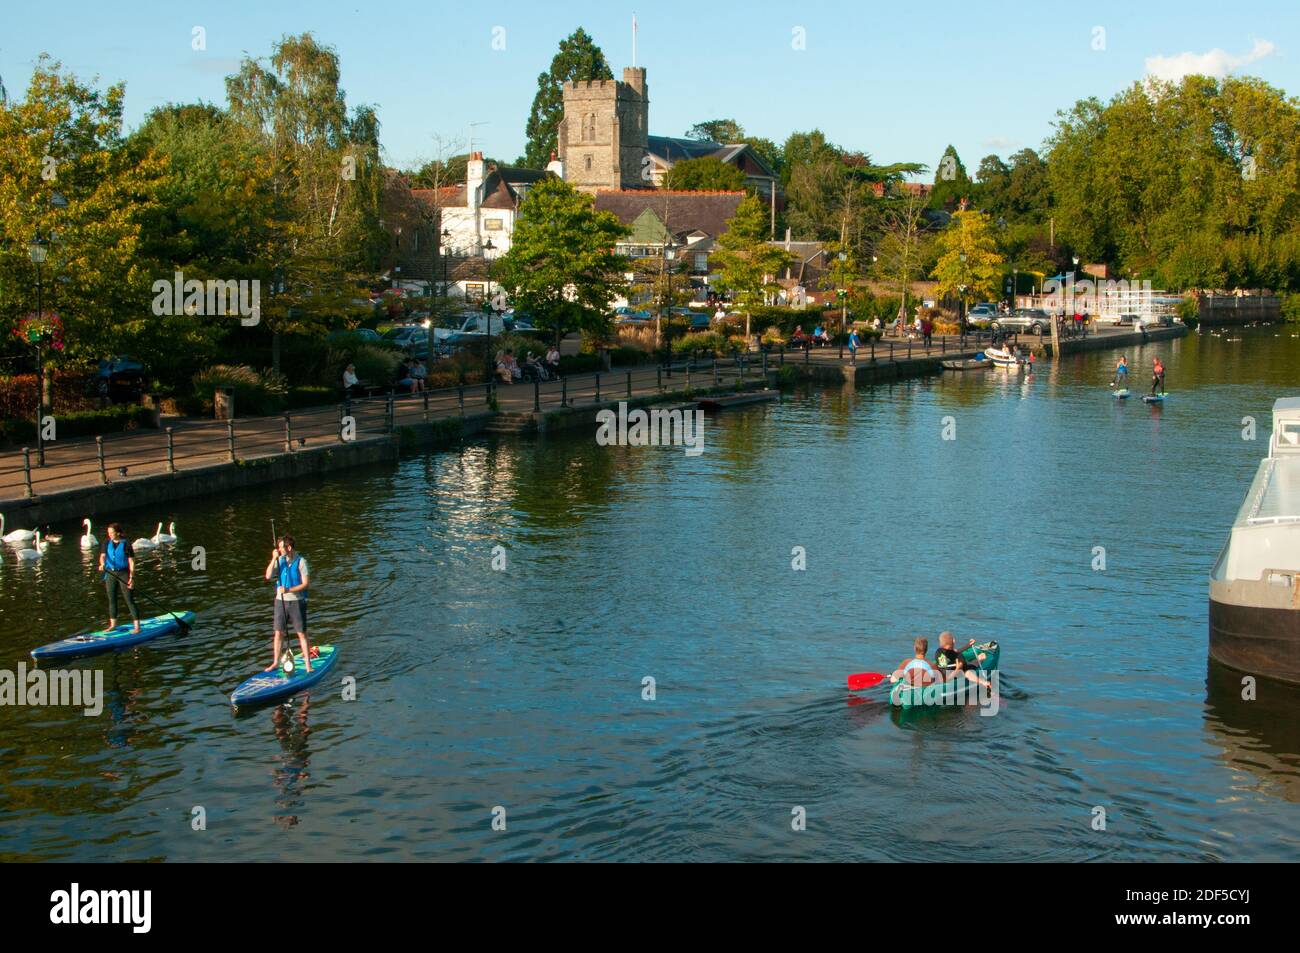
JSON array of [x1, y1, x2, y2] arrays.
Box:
[[1154, 361, 1164, 374], [278, 554, 304, 592], [104, 539, 129, 572]]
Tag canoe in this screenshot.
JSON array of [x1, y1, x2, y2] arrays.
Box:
[[31, 611, 196, 662], [230, 644, 338, 708], [889, 641, 1000, 709], [941, 358, 992, 370]]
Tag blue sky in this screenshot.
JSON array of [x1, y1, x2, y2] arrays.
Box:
[[2, 0, 1296, 176]]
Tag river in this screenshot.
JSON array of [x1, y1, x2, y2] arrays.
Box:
[[2, 324, 1299, 861]]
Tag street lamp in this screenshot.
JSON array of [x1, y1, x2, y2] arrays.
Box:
[[483, 238, 497, 383], [837, 251, 849, 333], [662, 238, 677, 372], [28, 231, 51, 466]]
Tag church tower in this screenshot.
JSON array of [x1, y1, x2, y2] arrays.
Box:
[[558, 66, 649, 194]]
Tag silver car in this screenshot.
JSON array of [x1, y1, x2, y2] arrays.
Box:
[[993, 308, 1051, 335]]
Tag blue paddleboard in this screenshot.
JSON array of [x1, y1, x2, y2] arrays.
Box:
[[31, 612, 195, 662], [1143, 394, 1168, 403], [1113, 389, 1130, 399], [230, 645, 337, 708]]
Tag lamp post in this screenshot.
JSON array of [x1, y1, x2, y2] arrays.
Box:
[[662, 238, 676, 372], [483, 238, 497, 383], [28, 231, 51, 466]]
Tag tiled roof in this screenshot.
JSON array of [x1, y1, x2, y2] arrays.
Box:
[[594, 190, 745, 239]]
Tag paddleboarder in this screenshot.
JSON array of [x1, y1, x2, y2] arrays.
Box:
[[1112, 355, 1128, 388], [1151, 357, 1166, 397], [265, 534, 312, 673], [98, 523, 141, 634]]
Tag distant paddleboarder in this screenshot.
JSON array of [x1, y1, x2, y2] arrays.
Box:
[[98, 523, 141, 634], [265, 534, 312, 673], [1151, 357, 1166, 397], [1112, 355, 1128, 387]]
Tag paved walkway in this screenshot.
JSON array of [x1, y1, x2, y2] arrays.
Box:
[[0, 328, 1103, 507]]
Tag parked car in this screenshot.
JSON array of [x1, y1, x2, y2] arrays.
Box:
[[993, 308, 1051, 335], [94, 356, 148, 404], [381, 324, 429, 358], [614, 308, 654, 326], [326, 327, 382, 343], [966, 305, 998, 328]]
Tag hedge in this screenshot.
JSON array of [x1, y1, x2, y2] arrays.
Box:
[[0, 405, 157, 446]]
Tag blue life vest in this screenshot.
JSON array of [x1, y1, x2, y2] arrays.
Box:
[[104, 539, 130, 572], [278, 555, 304, 592]]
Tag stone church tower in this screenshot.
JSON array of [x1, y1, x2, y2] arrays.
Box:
[[557, 67, 649, 193]]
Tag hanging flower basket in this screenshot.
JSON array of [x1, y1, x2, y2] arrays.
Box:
[[13, 312, 65, 352]]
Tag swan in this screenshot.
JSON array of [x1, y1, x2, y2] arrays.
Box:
[[152, 521, 177, 545], [132, 532, 158, 551], [16, 531, 44, 561], [80, 518, 98, 549], [43, 527, 63, 543], [1, 514, 36, 544]]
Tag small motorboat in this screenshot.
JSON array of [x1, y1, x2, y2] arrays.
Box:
[[984, 346, 1025, 369], [941, 356, 992, 371]]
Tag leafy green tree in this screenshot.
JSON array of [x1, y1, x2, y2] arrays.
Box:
[[932, 211, 1005, 308], [711, 195, 791, 340], [685, 119, 745, 143], [522, 28, 613, 169], [493, 177, 629, 346], [0, 57, 169, 405], [820, 242, 858, 331], [872, 184, 931, 321], [665, 156, 747, 191]]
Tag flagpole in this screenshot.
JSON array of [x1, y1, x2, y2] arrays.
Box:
[[632, 14, 637, 67]]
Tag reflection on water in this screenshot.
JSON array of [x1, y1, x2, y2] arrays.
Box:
[[1204, 660, 1300, 804], [2, 326, 1300, 860]]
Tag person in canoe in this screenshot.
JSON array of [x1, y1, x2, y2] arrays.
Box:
[[265, 534, 312, 673], [1151, 357, 1166, 397], [98, 523, 141, 634], [934, 631, 992, 689], [1112, 355, 1128, 387], [889, 637, 941, 687]]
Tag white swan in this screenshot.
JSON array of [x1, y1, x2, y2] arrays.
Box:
[[80, 518, 98, 549], [132, 532, 158, 551], [16, 531, 43, 561], [152, 521, 177, 545], [1, 514, 36, 544]]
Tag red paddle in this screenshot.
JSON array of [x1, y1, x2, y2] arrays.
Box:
[[846, 671, 890, 691]]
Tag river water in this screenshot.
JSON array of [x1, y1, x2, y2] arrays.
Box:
[[2, 325, 1299, 862]]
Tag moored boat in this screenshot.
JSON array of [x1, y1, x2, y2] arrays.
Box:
[[983, 346, 1024, 369], [890, 641, 1000, 708], [1209, 398, 1300, 684], [941, 357, 992, 370]]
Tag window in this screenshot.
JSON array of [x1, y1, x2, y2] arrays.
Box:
[[695, 253, 708, 272], [584, 155, 592, 171], [465, 282, 486, 303], [484, 218, 503, 231]]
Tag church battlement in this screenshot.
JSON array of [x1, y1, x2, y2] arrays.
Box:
[[559, 64, 650, 194]]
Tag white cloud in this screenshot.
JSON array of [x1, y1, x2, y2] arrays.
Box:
[[983, 136, 1015, 150], [1144, 38, 1276, 83]]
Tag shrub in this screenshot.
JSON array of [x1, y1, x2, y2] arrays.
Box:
[[346, 345, 402, 386], [1280, 293, 1300, 324], [616, 325, 658, 353], [0, 405, 157, 446], [609, 346, 650, 367], [672, 331, 725, 355], [761, 325, 785, 345], [0, 369, 100, 419], [558, 353, 601, 375], [192, 365, 288, 417]]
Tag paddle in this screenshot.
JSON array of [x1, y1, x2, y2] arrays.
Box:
[[102, 569, 190, 635], [847, 671, 891, 691]]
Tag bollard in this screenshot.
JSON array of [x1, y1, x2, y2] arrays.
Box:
[[385, 395, 395, 433], [284, 413, 293, 453], [889, 342, 894, 362], [97, 436, 108, 485], [227, 419, 236, 462], [561, 376, 568, 407], [166, 426, 175, 474], [457, 385, 465, 416], [779, 344, 785, 366], [21, 448, 33, 499], [533, 378, 541, 413], [626, 370, 632, 399], [423, 391, 429, 422], [595, 372, 601, 402], [762, 350, 768, 379], [870, 339, 876, 363], [907, 340, 912, 359], [485, 382, 492, 407]]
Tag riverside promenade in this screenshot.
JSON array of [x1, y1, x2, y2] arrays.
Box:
[[0, 324, 1184, 523]]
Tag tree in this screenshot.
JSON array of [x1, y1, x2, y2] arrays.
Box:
[[711, 195, 791, 340], [493, 177, 629, 346], [932, 211, 1005, 310], [820, 242, 858, 331], [685, 119, 745, 143], [872, 184, 931, 321], [224, 33, 385, 369], [0, 57, 169, 409], [665, 156, 747, 192], [929, 144, 972, 211], [521, 28, 613, 169], [408, 151, 488, 190]]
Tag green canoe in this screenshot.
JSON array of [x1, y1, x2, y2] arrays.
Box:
[[889, 641, 1000, 709]]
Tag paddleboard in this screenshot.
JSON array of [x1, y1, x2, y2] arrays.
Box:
[[31, 611, 195, 662], [1143, 394, 1168, 403], [230, 644, 337, 708], [1113, 389, 1130, 399]]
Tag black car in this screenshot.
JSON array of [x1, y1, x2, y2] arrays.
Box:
[[94, 356, 147, 404]]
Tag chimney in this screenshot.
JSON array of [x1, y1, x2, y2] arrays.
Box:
[[467, 152, 486, 213]]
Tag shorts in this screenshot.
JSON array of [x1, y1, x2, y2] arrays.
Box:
[[274, 598, 308, 634]]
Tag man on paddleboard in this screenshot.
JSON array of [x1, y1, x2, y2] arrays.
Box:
[[1114, 355, 1128, 386], [98, 523, 141, 634], [265, 534, 312, 672], [1151, 357, 1166, 397]]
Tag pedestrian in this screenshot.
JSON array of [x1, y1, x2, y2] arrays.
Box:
[[847, 327, 860, 362], [264, 533, 312, 673], [922, 316, 933, 348], [342, 363, 359, 398], [98, 523, 141, 634]]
